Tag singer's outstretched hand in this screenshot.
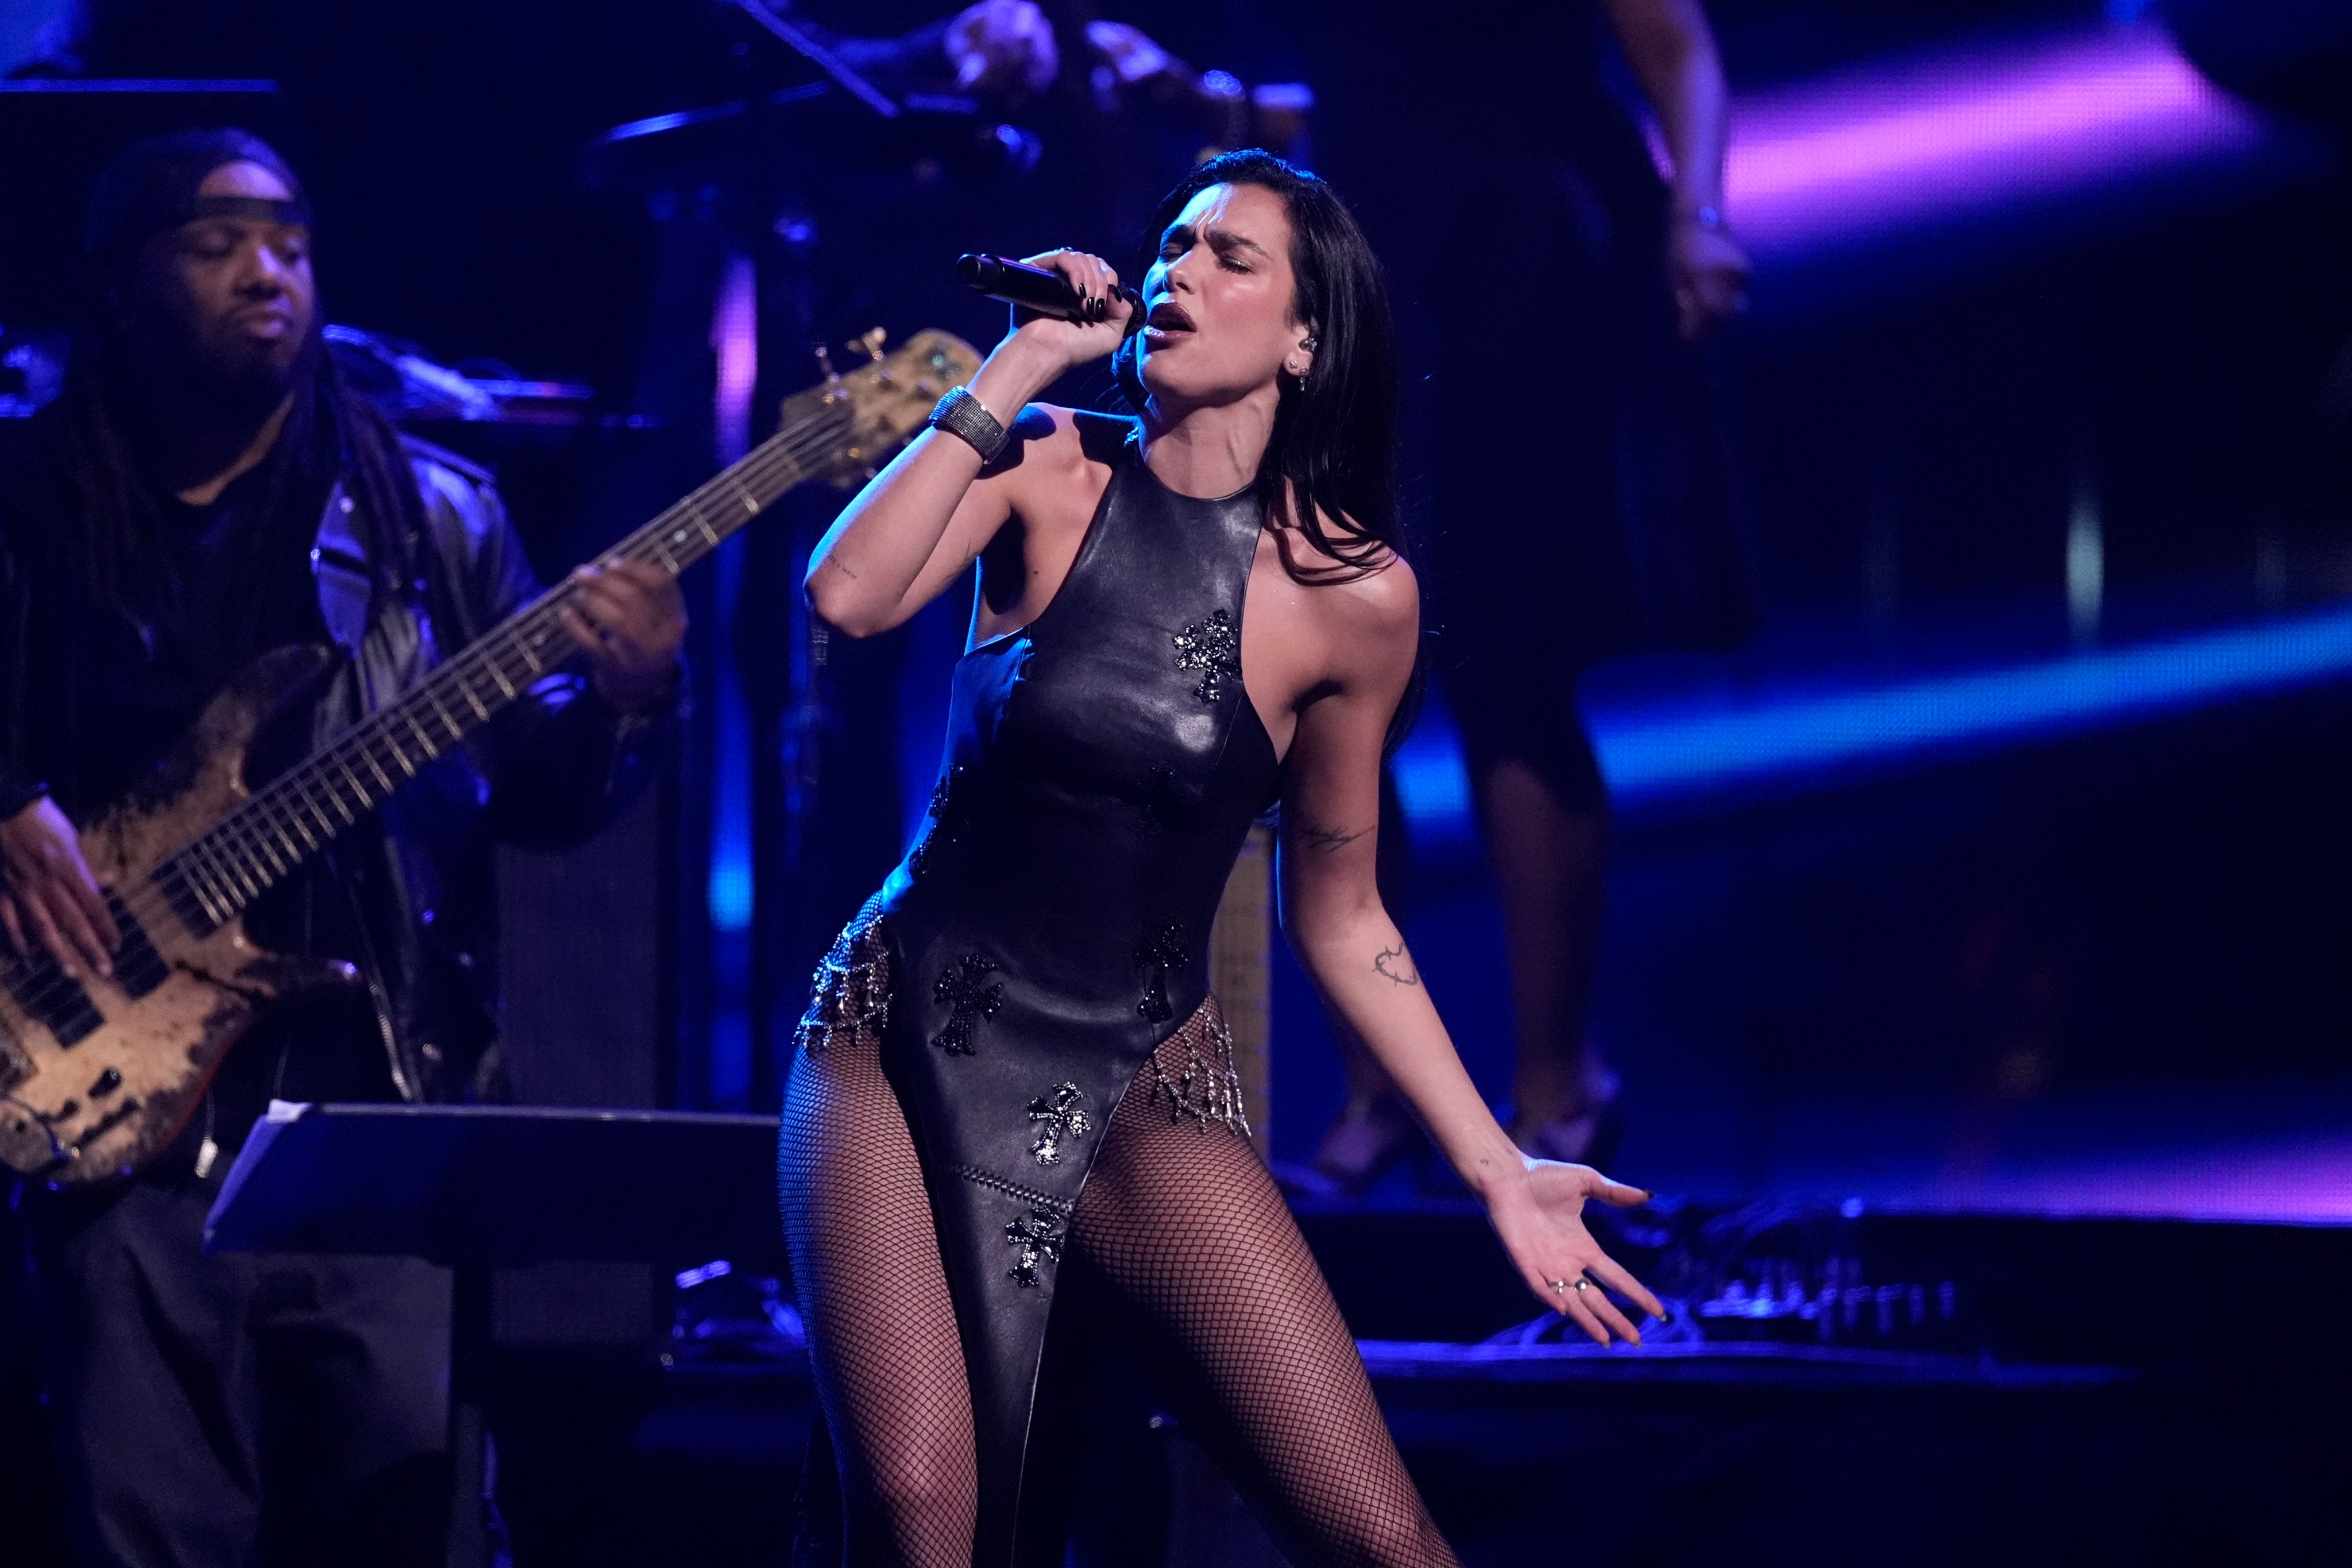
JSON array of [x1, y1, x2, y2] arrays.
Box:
[[1005, 249, 1133, 377]]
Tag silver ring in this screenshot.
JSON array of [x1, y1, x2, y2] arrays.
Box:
[[1547, 1279, 1569, 1293], [1571, 1277, 1593, 1293]]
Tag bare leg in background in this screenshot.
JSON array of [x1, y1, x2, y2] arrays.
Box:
[[1472, 756, 1619, 1148]]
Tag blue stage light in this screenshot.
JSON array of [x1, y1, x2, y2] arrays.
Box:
[[1392, 604, 2352, 836], [1608, 605, 2352, 802]]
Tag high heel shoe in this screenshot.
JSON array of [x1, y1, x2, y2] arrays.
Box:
[[1292, 1091, 1424, 1200]]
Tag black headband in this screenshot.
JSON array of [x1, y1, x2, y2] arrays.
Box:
[[185, 194, 311, 230], [83, 128, 308, 258]]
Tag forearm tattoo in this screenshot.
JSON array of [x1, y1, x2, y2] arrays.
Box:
[[1373, 944, 1420, 987], [1290, 813, 1368, 853]]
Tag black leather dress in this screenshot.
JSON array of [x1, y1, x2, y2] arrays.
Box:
[[868, 410, 1281, 1565]]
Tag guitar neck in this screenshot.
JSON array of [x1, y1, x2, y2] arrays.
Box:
[[162, 399, 850, 930]]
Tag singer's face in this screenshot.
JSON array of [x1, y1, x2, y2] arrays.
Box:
[[1137, 183, 1303, 406]]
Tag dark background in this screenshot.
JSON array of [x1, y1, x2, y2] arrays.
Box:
[[4, 0, 2347, 1202], [5, 0, 2350, 1561]]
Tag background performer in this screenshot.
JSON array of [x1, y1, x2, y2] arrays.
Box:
[[0, 130, 686, 1568], [1310, 0, 1755, 1187]]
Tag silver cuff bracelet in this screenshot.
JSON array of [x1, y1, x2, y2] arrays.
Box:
[[927, 386, 1009, 465]]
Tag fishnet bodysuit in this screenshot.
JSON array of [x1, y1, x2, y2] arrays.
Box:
[[778, 920, 1457, 1568]]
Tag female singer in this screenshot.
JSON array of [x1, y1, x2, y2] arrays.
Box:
[[783, 149, 1661, 1568]]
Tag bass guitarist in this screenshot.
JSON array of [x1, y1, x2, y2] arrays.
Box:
[[0, 130, 685, 1568]]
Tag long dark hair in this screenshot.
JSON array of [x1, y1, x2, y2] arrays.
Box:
[[1115, 150, 1404, 584], [39, 311, 424, 632]]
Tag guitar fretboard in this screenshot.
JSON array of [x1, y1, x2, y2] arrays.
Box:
[[158, 397, 854, 930]]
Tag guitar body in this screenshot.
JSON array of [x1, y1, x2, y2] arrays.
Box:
[[0, 646, 359, 1183]]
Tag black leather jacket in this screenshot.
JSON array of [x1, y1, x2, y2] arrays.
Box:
[[0, 433, 674, 1112]]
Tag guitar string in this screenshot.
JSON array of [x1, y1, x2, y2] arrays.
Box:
[[140, 406, 840, 932], [182, 401, 848, 887], [183, 404, 846, 900], [0, 393, 893, 1026]]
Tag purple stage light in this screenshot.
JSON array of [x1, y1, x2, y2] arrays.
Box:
[[1725, 25, 2272, 257], [1933, 1141, 2352, 1222]]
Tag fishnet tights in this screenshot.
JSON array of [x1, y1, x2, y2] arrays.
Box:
[[778, 924, 1457, 1568], [781, 918, 974, 1568]]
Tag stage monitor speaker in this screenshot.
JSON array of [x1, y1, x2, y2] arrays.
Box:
[[495, 782, 675, 1346]]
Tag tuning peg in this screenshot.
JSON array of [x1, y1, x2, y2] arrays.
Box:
[[852, 327, 888, 363], [813, 344, 839, 381]]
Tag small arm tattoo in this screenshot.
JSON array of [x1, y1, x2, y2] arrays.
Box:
[[1373, 945, 1420, 987], [1291, 815, 1368, 853]]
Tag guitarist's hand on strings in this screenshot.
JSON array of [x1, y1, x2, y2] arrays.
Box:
[[0, 797, 119, 981], [558, 557, 688, 715]]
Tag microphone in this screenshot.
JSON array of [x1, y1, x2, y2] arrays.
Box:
[[956, 253, 1142, 326]]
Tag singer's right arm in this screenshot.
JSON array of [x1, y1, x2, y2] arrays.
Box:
[[802, 335, 1062, 638]]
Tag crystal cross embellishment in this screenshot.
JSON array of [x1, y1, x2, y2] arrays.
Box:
[[1026, 1082, 1094, 1165], [1003, 1207, 1067, 1287], [930, 953, 1002, 1055], [1172, 608, 1242, 704]]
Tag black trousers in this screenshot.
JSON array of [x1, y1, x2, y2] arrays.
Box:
[[21, 1165, 451, 1568]]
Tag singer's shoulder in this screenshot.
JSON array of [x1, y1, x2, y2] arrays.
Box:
[[1258, 511, 1417, 704], [1312, 530, 1418, 633], [1273, 504, 1415, 602], [987, 404, 1134, 481], [1013, 404, 1136, 465]]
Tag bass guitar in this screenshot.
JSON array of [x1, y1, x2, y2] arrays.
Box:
[[0, 328, 979, 1182]]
